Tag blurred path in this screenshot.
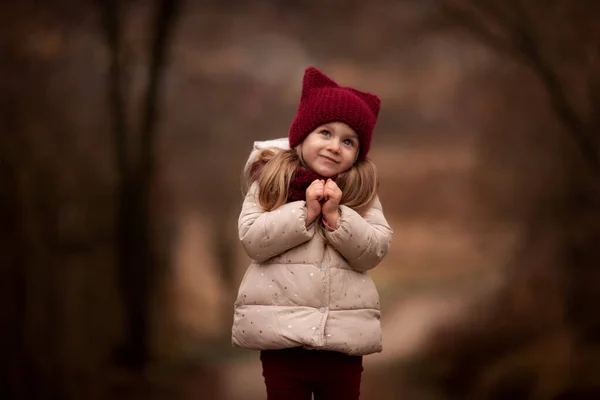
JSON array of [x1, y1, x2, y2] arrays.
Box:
[[216, 292, 479, 400]]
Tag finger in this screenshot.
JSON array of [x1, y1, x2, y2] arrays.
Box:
[[324, 190, 340, 204], [324, 185, 338, 196], [309, 190, 323, 201], [308, 183, 323, 195], [327, 183, 341, 197]]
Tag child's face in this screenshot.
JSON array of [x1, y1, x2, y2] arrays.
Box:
[[300, 122, 359, 177]]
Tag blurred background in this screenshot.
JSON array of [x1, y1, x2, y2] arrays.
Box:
[[2, 0, 600, 399]]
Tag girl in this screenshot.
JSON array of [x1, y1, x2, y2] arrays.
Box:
[[232, 66, 393, 400]]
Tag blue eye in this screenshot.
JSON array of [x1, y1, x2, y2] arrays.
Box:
[[343, 139, 355, 146], [320, 130, 331, 136]]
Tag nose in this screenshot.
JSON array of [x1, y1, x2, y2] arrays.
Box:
[[327, 139, 341, 153]]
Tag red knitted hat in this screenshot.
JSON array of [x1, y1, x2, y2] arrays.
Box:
[[289, 66, 381, 160]]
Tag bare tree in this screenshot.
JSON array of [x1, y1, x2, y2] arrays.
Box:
[[437, 0, 600, 169], [98, 0, 180, 369], [401, 0, 600, 398]]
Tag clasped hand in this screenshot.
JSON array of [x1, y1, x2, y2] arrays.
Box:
[[305, 179, 341, 228]]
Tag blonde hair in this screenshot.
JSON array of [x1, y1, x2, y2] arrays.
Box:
[[243, 147, 379, 215]]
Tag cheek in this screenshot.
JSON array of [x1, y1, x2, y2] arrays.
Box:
[[305, 145, 319, 159], [347, 148, 359, 163]]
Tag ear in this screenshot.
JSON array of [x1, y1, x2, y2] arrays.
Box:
[[301, 67, 339, 99], [351, 89, 381, 117]]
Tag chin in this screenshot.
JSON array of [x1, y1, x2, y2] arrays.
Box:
[[310, 161, 338, 177], [317, 169, 337, 178]]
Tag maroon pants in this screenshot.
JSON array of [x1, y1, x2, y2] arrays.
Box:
[[260, 347, 363, 400]]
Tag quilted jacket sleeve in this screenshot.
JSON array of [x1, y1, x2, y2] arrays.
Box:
[[238, 182, 316, 262], [324, 196, 393, 273]]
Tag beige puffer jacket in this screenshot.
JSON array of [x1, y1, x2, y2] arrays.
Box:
[[231, 143, 393, 356]]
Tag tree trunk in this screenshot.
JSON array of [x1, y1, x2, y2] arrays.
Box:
[[100, 0, 179, 369]]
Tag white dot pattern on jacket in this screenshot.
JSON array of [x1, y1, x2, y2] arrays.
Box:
[[233, 182, 392, 356]]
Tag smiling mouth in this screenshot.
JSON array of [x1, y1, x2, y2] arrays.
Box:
[[320, 155, 339, 163]]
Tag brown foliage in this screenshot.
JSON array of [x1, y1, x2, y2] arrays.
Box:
[[395, 0, 600, 398]]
